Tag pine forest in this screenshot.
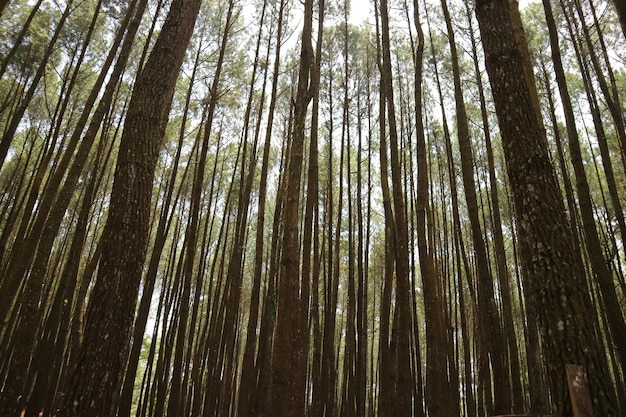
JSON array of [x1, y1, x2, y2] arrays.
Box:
[[0, 0, 625, 415]]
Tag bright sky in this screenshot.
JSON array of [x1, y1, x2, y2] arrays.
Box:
[[349, 0, 373, 24], [346, 0, 536, 25], [243, 0, 537, 50]]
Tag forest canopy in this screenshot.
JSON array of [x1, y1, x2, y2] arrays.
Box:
[[0, 0, 625, 416]]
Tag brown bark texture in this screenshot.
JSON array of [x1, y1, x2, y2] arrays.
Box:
[[473, 0, 618, 414], [63, 0, 201, 415], [270, 0, 314, 414]]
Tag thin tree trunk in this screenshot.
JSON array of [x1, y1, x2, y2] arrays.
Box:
[[167, 4, 235, 416], [542, 0, 626, 374], [238, 2, 286, 415], [0, 1, 73, 170], [571, 0, 626, 175], [0, 0, 45, 80], [378, 0, 413, 413], [408, 1, 444, 416], [305, 0, 325, 413], [441, 0, 511, 413], [561, 0, 626, 262]]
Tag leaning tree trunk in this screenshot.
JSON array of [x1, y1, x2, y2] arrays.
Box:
[[0, 1, 73, 171], [63, 0, 201, 415]]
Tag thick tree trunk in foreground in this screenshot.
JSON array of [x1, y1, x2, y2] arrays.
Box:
[[465, 3, 526, 412], [474, 0, 618, 414], [63, 0, 201, 415]]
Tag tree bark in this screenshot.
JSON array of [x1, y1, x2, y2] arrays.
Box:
[[542, 0, 626, 376], [63, 0, 201, 415], [379, 0, 413, 413], [270, 0, 314, 413], [473, 0, 618, 413], [0, 1, 73, 171], [612, 0, 626, 38], [441, 0, 511, 412], [0, 0, 8, 18]]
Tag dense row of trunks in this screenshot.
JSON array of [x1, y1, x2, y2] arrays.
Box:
[[0, 0, 624, 416]]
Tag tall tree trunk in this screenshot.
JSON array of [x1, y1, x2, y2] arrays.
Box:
[[238, 1, 287, 415], [319, 63, 340, 417], [63, 0, 201, 415], [571, 0, 626, 176], [612, 0, 626, 38], [378, 0, 413, 413], [473, 0, 618, 413], [117, 22, 199, 417], [374, 5, 396, 416], [305, 0, 325, 413], [167, 3, 235, 416], [355, 77, 368, 417], [464, 3, 526, 412], [425, 7, 469, 414], [542, 0, 626, 375], [270, 0, 314, 412], [0, 1, 73, 171], [560, 0, 626, 262], [340, 4, 357, 415], [441, 0, 511, 413], [409, 1, 447, 416], [254, 114, 290, 417]]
